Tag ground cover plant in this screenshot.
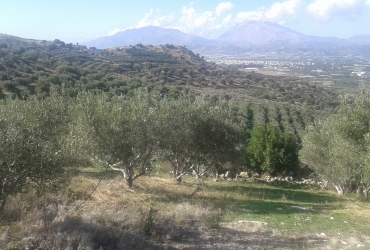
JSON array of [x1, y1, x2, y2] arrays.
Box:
[[1, 164, 369, 249]]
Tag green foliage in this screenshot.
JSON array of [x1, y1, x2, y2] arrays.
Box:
[[0, 35, 339, 111], [0, 91, 74, 211], [300, 88, 370, 197], [246, 123, 299, 175], [159, 94, 244, 180], [73, 89, 164, 187]]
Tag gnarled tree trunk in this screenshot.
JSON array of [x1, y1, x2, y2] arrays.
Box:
[[333, 184, 344, 195], [0, 198, 6, 213]]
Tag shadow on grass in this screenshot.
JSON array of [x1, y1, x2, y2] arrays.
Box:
[[143, 180, 342, 216], [171, 224, 327, 250], [48, 214, 327, 250], [212, 183, 339, 204], [80, 168, 121, 180], [45, 215, 176, 250], [232, 199, 336, 215]]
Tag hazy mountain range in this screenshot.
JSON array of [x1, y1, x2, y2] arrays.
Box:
[[83, 21, 370, 56]]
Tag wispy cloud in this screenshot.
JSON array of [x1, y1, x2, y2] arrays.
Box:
[[215, 2, 234, 17], [108, 28, 121, 36], [113, 0, 370, 38], [131, 2, 234, 37], [235, 0, 302, 23], [306, 0, 367, 22], [222, 14, 233, 25], [136, 8, 175, 28]]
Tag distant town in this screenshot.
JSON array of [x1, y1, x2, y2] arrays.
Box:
[[207, 53, 370, 92]]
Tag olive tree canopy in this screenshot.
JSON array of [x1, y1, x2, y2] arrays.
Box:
[[300, 88, 370, 197], [0, 93, 73, 212]]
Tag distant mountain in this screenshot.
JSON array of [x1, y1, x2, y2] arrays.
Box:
[[82, 22, 370, 57], [83, 26, 229, 50], [348, 34, 370, 45], [216, 21, 307, 46], [215, 21, 349, 48]]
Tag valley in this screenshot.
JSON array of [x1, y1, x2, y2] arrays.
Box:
[[1, 19, 370, 250]]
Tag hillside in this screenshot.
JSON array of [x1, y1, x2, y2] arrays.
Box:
[[83, 26, 230, 51], [0, 35, 338, 113]]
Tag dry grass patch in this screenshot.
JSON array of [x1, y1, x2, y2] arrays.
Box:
[[2, 169, 370, 249]]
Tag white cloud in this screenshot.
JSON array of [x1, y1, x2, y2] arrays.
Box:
[[235, 0, 302, 23], [222, 14, 233, 25], [367, 0, 370, 5], [235, 9, 265, 23], [131, 4, 232, 37], [108, 28, 121, 36], [266, 0, 302, 19], [135, 8, 175, 28], [215, 2, 234, 16], [307, 0, 366, 21], [194, 11, 214, 27]]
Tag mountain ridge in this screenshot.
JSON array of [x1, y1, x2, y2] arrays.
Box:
[[83, 26, 231, 50], [82, 21, 369, 55]]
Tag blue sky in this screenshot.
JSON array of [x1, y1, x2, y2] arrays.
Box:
[[1, 0, 370, 43]]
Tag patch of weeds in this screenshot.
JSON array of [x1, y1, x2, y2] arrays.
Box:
[[204, 208, 223, 229], [142, 207, 156, 235]]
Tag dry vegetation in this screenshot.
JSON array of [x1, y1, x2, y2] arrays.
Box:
[[1, 164, 370, 249]]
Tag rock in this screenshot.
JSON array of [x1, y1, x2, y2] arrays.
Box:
[[284, 176, 293, 181], [239, 172, 249, 178], [291, 206, 307, 211], [238, 220, 268, 225], [225, 171, 230, 178], [252, 173, 260, 178]]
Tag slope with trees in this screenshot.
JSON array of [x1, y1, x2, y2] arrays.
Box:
[[0, 35, 339, 112], [300, 88, 370, 197]]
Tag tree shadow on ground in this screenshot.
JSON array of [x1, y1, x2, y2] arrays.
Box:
[[41, 215, 177, 250], [80, 168, 121, 180], [144, 180, 342, 216], [173, 224, 328, 250], [211, 183, 339, 204]]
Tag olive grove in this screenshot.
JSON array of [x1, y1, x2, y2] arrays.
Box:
[[0, 92, 74, 212], [300, 88, 370, 197]]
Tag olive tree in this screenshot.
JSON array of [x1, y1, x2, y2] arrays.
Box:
[[159, 95, 244, 182], [300, 88, 370, 197], [0, 93, 73, 212], [246, 123, 299, 175], [191, 105, 245, 179], [74, 90, 163, 187]]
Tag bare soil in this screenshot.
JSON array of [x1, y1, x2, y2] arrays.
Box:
[[163, 221, 370, 250]]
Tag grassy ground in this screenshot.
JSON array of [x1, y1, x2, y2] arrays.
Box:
[[1, 164, 370, 249], [79, 164, 370, 236]]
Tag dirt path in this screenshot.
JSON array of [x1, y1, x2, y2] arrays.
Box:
[[164, 221, 369, 250]]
